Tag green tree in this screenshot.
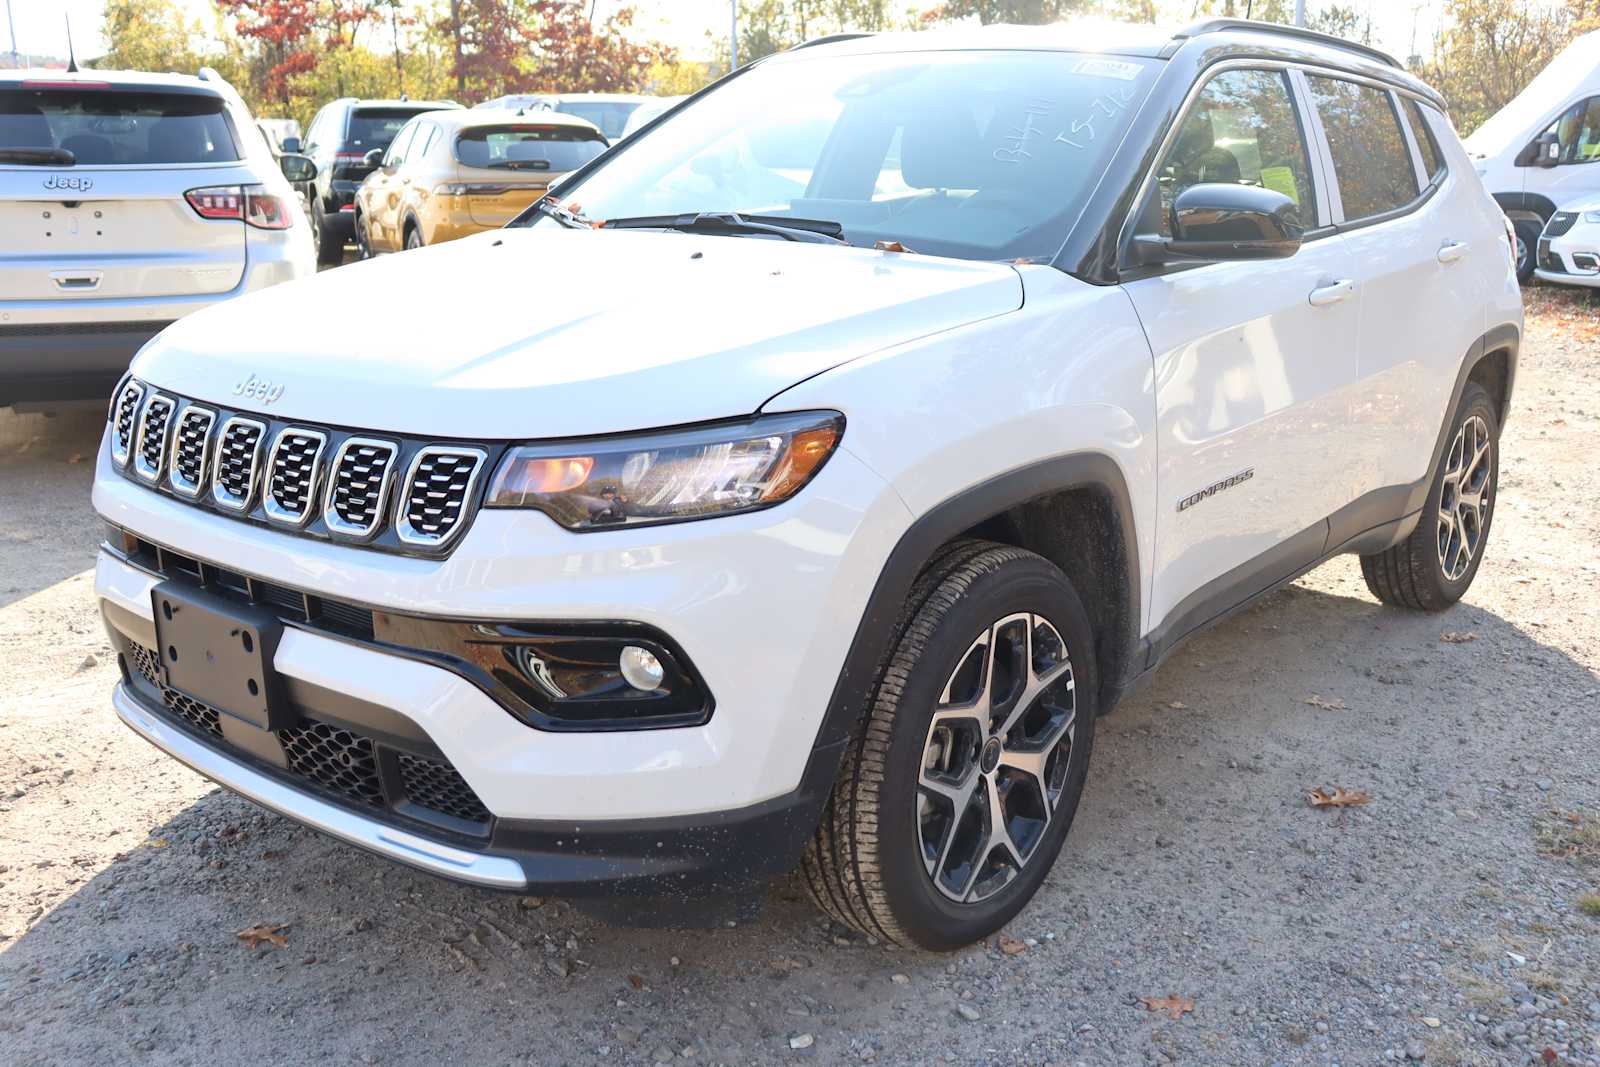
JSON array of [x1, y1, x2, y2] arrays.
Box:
[[95, 0, 204, 73], [1415, 0, 1570, 133]]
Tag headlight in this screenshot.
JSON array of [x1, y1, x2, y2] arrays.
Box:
[[1584, 211, 1600, 224], [484, 411, 844, 530]]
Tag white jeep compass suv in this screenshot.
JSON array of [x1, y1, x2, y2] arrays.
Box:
[[1, 68, 317, 407], [91, 20, 1522, 949]]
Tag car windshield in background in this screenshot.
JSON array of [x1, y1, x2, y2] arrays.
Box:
[[0, 88, 239, 165], [522, 51, 1157, 262], [555, 100, 642, 140], [455, 124, 607, 171], [346, 108, 427, 150]]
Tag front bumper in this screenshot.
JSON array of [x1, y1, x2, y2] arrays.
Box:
[[1535, 227, 1600, 287], [93, 423, 912, 890]]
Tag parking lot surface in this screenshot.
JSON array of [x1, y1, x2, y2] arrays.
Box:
[[1, 291, 1597, 1066]]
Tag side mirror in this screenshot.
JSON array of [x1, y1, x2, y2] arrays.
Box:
[[278, 153, 317, 183], [1536, 131, 1561, 168], [1133, 183, 1303, 265], [364, 148, 387, 168], [279, 136, 301, 154]]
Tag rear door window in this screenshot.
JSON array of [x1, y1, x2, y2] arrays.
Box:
[[1306, 77, 1419, 221], [455, 124, 607, 171], [1403, 98, 1446, 182], [0, 87, 239, 165], [1156, 69, 1317, 237], [346, 108, 427, 152]]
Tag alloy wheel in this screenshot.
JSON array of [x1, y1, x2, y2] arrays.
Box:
[[355, 213, 371, 259], [916, 612, 1076, 904], [1437, 413, 1492, 581], [1515, 233, 1529, 274]]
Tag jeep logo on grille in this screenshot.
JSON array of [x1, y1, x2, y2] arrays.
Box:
[[234, 374, 285, 406], [42, 174, 93, 192]]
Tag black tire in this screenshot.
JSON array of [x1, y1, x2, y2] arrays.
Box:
[[354, 209, 372, 260], [1513, 218, 1542, 283], [404, 224, 423, 251], [1361, 382, 1499, 611], [801, 540, 1097, 950], [310, 198, 343, 265]]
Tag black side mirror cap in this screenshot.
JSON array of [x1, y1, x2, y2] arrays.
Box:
[[1536, 132, 1561, 168], [278, 153, 317, 183], [364, 148, 387, 168], [1133, 183, 1304, 265]]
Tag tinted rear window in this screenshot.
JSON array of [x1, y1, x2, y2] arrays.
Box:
[[346, 108, 431, 151], [454, 124, 607, 171], [1306, 77, 1419, 221], [555, 101, 640, 139], [0, 88, 239, 164]]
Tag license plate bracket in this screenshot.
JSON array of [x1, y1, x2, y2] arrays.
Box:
[[151, 582, 288, 732]]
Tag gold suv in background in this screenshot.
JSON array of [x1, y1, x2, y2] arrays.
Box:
[[354, 109, 606, 254]]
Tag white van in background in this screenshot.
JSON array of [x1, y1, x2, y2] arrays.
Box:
[[1467, 29, 1600, 280]]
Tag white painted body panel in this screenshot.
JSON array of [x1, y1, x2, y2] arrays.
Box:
[[1535, 192, 1600, 285], [1121, 238, 1359, 625], [128, 228, 1023, 439]]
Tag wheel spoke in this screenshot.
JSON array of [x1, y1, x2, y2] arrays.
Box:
[[921, 766, 981, 880]]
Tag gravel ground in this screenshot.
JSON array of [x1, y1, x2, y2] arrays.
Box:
[[1, 289, 1597, 1067]]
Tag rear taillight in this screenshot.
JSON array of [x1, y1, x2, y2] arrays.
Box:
[[184, 185, 293, 230], [335, 151, 368, 163]]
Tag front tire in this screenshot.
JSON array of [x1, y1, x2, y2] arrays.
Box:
[[1361, 382, 1499, 610], [1513, 218, 1541, 283], [404, 224, 423, 251], [801, 541, 1096, 950], [354, 209, 373, 260]]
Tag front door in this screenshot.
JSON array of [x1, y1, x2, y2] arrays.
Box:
[[1120, 67, 1361, 637]]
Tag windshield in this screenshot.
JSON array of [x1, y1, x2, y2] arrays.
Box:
[[0, 88, 239, 165], [523, 51, 1157, 262], [555, 100, 643, 140], [456, 123, 607, 170]]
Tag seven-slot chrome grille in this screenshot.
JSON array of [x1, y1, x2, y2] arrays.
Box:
[[107, 379, 494, 557]]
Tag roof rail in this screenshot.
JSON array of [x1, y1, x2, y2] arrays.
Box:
[[1172, 18, 1401, 69], [790, 33, 876, 51]]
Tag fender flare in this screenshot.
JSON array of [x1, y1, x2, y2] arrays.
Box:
[[1493, 192, 1557, 226], [793, 453, 1142, 799]]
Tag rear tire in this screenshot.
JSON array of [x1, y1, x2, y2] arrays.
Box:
[[404, 224, 423, 251], [1513, 218, 1541, 283], [310, 199, 343, 266], [801, 541, 1096, 950], [1361, 382, 1499, 611], [354, 209, 373, 260]]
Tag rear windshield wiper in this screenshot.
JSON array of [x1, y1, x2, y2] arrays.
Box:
[[601, 211, 847, 245], [487, 159, 551, 170], [0, 147, 75, 166]]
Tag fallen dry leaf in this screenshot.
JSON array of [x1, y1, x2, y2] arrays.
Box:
[[67, 453, 82, 464], [1308, 787, 1372, 808], [235, 923, 289, 950], [1167, 701, 1188, 710], [997, 935, 1026, 956], [627, 974, 644, 990], [1541, 1049, 1558, 1065], [1141, 995, 1195, 1020], [1440, 631, 1479, 644], [1304, 695, 1348, 710]]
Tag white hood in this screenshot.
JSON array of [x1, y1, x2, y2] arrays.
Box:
[[131, 227, 1024, 439]]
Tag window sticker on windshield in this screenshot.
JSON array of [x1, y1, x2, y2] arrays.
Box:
[[1070, 58, 1142, 82]]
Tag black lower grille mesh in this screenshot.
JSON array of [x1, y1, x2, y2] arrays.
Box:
[[398, 753, 491, 823], [278, 720, 384, 807], [127, 642, 488, 831]]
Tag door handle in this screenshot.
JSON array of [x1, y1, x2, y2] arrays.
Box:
[[1308, 279, 1354, 307], [1436, 240, 1469, 264]]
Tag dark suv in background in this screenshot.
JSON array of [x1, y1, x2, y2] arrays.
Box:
[[291, 97, 460, 263]]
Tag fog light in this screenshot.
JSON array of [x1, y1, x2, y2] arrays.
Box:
[[619, 645, 665, 691]]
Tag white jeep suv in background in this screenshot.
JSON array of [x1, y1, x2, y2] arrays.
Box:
[[91, 19, 1521, 950], [1, 68, 316, 408]]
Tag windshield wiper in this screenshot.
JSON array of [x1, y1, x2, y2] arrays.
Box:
[[487, 160, 551, 171], [0, 147, 76, 166], [528, 196, 593, 228], [601, 212, 847, 245]]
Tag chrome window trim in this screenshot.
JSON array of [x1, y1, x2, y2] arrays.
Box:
[[395, 446, 488, 548], [109, 380, 146, 468], [210, 415, 268, 512], [262, 427, 329, 528], [132, 394, 175, 484], [322, 436, 400, 541], [166, 404, 216, 499]]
